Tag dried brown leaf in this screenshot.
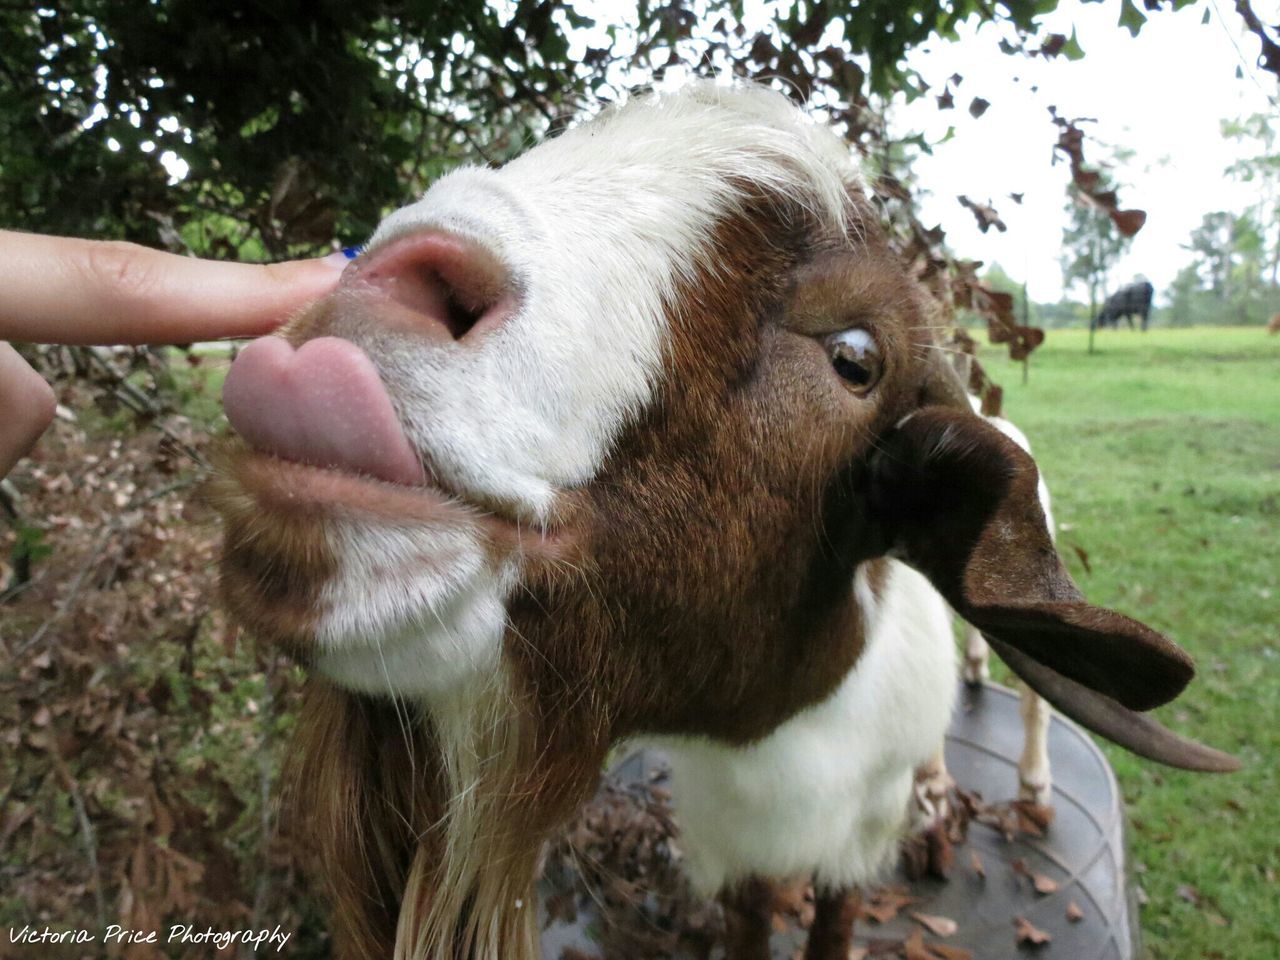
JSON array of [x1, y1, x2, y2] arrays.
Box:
[[1032, 873, 1059, 895], [1110, 208, 1147, 237], [970, 851, 986, 879], [1039, 33, 1067, 56], [902, 929, 934, 960], [958, 195, 1006, 233], [1013, 915, 1052, 947], [987, 798, 1054, 839], [860, 889, 920, 924], [1071, 543, 1092, 574], [912, 912, 958, 937]]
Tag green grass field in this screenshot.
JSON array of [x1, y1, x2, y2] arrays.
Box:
[[978, 327, 1279, 959]]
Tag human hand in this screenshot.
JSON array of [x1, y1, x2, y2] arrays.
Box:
[[0, 230, 346, 479]]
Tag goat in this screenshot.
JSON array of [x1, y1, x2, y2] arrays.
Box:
[[210, 82, 1235, 960], [1093, 280, 1154, 331]]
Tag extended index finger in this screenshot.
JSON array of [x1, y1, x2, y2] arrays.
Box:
[[0, 231, 346, 346]]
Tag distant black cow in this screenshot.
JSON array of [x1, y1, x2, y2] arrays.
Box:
[[1094, 281, 1154, 331]]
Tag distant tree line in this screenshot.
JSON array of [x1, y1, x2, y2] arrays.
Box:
[[1164, 114, 1280, 326], [976, 111, 1280, 330]]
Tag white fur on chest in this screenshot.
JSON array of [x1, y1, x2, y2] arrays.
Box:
[[652, 561, 956, 894]]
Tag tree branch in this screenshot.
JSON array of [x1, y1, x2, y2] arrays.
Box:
[[1234, 0, 1280, 80]]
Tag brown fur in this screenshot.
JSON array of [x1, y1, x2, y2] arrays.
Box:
[[719, 879, 780, 960], [1269, 313, 1280, 334], [206, 456, 337, 657], [284, 683, 439, 960], [866, 408, 1195, 710], [804, 887, 863, 960]]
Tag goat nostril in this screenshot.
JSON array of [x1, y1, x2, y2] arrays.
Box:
[[397, 265, 489, 341], [443, 284, 481, 339], [357, 232, 512, 343]]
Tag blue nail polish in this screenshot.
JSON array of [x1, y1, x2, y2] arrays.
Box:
[[341, 245, 364, 260]]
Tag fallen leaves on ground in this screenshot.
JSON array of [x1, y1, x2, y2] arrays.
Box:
[[547, 770, 720, 959], [904, 929, 974, 960], [1032, 873, 1059, 895], [1013, 915, 1052, 947], [859, 888, 922, 924], [911, 912, 958, 937], [1, 393, 324, 956]]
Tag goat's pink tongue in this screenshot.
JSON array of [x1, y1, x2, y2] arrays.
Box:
[[223, 336, 425, 486]]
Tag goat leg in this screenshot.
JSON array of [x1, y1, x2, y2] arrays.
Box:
[[961, 620, 990, 685], [803, 886, 861, 960], [1017, 682, 1053, 806], [720, 876, 776, 960]]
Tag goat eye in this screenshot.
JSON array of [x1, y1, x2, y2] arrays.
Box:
[[825, 329, 881, 393]]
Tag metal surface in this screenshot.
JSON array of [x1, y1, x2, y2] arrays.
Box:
[[540, 681, 1136, 959]]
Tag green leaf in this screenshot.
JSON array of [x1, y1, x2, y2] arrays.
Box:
[[1118, 0, 1146, 37], [13, 524, 53, 565], [1062, 27, 1085, 61]]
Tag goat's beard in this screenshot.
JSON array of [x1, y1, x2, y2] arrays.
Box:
[[210, 461, 605, 960], [285, 672, 522, 960], [282, 653, 607, 960]]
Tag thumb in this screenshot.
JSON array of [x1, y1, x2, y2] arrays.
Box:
[[0, 342, 57, 480]]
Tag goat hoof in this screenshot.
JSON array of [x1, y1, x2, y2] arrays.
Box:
[[961, 657, 989, 686], [911, 774, 953, 833], [1018, 777, 1052, 807]]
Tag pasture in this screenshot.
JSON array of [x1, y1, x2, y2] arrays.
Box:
[[979, 326, 1279, 958]]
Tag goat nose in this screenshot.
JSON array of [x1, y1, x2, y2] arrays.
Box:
[[347, 232, 515, 343]]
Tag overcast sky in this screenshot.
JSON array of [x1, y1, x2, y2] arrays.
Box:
[[161, 0, 1277, 305], [892, 0, 1279, 302]]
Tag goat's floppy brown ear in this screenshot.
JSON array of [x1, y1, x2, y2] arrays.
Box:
[[867, 406, 1238, 772], [917, 339, 973, 412]]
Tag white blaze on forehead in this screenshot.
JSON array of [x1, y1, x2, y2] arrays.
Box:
[[361, 82, 861, 525]]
